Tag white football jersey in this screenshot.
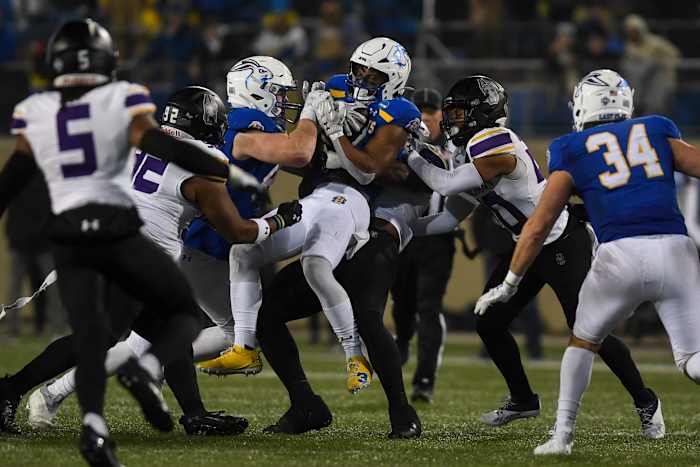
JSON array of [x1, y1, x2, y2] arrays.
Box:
[[130, 142, 214, 259], [461, 126, 568, 245], [10, 81, 156, 214]]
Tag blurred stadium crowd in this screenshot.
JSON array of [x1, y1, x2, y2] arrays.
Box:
[[1, 1, 700, 134]]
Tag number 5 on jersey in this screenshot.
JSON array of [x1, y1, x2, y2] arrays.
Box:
[[586, 123, 664, 189]]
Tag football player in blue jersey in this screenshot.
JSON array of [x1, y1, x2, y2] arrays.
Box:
[[475, 69, 700, 455], [408, 75, 660, 434], [255, 37, 424, 438]]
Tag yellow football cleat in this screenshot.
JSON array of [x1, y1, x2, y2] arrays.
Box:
[[197, 345, 262, 376], [346, 355, 373, 394]]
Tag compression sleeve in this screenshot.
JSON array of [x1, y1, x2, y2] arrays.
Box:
[[0, 150, 38, 217], [140, 128, 228, 182], [407, 150, 483, 196], [411, 194, 476, 236]]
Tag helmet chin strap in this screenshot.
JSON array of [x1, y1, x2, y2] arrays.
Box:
[[161, 125, 195, 140]]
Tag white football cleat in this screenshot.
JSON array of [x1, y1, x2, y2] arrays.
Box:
[[533, 429, 574, 456], [27, 385, 61, 429], [636, 392, 665, 440]]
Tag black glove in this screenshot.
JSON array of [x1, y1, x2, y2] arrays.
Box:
[[271, 200, 303, 230]]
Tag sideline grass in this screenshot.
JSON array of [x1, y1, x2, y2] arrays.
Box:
[[1, 334, 698, 466]]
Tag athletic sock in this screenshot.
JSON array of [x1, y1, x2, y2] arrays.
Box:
[[83, 412, 109, 437], [138, 353, 163, 381], [164, 348, 205, 417], [323, 300, 363, 359], [230, 280, 262, 349], [46, 370, 76, 403], [555, 346, 594, 433], [192, 325, 232, 362], [598, 334, 654, 407]]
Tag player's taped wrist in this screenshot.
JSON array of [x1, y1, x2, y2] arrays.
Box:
[[140, 128, 228, 181], [504, 270, 522, 289], [300, 102, 317, 123], [252, 218, 271, 244]]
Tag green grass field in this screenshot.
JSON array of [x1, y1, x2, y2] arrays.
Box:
[[1, 334, 698, 467]]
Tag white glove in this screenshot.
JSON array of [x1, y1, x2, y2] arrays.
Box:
[[302, 80, 325, 101], [300, 85, 327, 123], [314, 93, 344, 141], [338, 101, 368, 136], [474, 271, 522, 315], [325, 150, 342, 170]]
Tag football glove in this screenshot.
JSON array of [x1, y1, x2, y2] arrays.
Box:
[[474, 278, 519, 315], [228, 164, 265, 195], [300, 84, 327, 123], [338, 101, 368, 137], [270, 200, 303, 230], [314, 93, 345, 141]]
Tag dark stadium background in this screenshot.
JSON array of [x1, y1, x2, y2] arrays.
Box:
[[1, 0, 698, 337]]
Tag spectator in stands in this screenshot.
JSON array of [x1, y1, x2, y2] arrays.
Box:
[[312, 0, 367, 77], [252, 8, 308, 65], [547, 22, 578, 105], [622, 14, 681, 115], [4, 173, 66, 337]]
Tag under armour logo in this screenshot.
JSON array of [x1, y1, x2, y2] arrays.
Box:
[[81, 218, 100, 232], [555, 252, 566, 266]]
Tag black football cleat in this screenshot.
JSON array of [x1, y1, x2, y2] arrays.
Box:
[[388, 404, 422, 439], [116, 358, 173, 432], [0, 376, 21, 434], [179, 411, 249, 436], [79, 425, 122, 467], [263, 395, 332, 434]]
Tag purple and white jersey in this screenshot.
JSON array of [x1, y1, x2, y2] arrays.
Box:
[[130, 139, 220, 259], [11, 81, 156, 214], [462, 126, 568, 244]]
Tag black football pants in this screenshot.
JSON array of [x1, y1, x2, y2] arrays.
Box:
[[52, 232, 201, 416], [257, 228, 409, 412], [391, 233, 455, 390], [476, 217, 653, 406]]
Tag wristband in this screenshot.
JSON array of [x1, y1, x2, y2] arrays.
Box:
[[252, 218, 271, 244], [504, 270, 523, 288]]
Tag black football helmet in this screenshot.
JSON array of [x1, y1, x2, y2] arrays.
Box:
[[441, 75, 508, 147], [46, 18, 118, 87], [161, 86, 228, 146]]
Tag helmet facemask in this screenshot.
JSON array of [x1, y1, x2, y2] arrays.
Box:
[[264, 81, 303, 128], [346, 62, 389, 103]]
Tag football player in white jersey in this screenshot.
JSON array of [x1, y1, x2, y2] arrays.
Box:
[[0, 19, 258, 467], [406, 76, 662, 436], [16, 86, 302, 436]]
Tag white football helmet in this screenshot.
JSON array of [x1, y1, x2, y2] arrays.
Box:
[[226, 56, 302, 126], [571, 69, 634, 132], [347, 37, 411, 103]]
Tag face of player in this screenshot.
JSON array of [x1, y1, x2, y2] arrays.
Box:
[[421, 108, 442, 142], [443, 105, 467, 132], [350, 63, 389, 91]]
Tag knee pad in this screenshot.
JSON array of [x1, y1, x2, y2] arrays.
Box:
[[680, 352, 700, 384], [229, 243, 264, 274]]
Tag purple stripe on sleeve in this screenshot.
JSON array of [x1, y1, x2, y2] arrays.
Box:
[[10, 118, 27, 130], [470, 132, 512, 157], [125, 93, 153, 108]]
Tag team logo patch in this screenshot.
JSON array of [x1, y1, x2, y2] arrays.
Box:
[[332, 196, 347, 205], [555, 252, 566, 266], [248, 121, 264, 131]]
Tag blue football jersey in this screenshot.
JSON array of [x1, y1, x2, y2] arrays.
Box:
[[182, 107, 280, 260], [548, 115, 686, 243]]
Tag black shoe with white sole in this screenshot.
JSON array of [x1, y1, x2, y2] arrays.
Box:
[[179, 411, 249, 436], [263, 395, 332, 434], [480, 394, 540, 426], [116, 358, 173, 432]]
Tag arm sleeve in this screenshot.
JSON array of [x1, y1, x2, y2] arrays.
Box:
[[411, 194, 476, 236], [0, 150, 38, 217], [407, 150, 483, 196], [139, 128, 228, 181]]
